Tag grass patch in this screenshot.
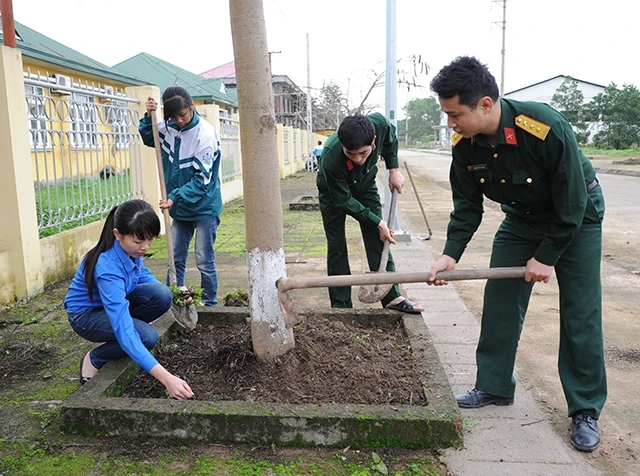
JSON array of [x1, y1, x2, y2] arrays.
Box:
[[580, 146, 640, 158], [0, 444, 443, 476], [36, 173, 134, 239]]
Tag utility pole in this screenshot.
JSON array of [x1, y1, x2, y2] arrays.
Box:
[[404, 93, 409, 147], [306, 33, 313, 157], [383, 0, 396, 227], [384, 0, 409, 240], [493, 0, 507, 95]]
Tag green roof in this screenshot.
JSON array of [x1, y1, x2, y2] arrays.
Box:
[[113, 53, 237, 107], [0, 18, 146, 85]]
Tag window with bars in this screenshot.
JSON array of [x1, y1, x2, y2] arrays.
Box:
[[25, 85, 48, 149], [70, 93, 98, 148]]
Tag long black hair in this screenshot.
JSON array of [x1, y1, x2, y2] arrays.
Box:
[[162, 86, 193, 123], [83, 199, 160, 300]]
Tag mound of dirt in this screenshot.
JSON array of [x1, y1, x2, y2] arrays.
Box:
[[123, 314, 432, 406]]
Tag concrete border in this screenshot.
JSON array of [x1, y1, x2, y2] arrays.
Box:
[[60, 308, 462, 449], [288, 195, 320, 211]]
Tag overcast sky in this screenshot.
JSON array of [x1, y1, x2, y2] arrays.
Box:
[[12, 0, 638, 117]]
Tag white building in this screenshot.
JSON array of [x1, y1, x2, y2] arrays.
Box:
[[504, 75, 606, 104]]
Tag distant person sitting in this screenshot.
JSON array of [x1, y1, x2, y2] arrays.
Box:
[[313, 140, 324, 162], [306, 140, 324, 172]]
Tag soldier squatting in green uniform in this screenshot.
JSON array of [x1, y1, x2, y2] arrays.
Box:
[[316, 113, 424, 313], [428, 56, 606, 452]]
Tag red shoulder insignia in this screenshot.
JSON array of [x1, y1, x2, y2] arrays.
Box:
[[504, 127, 517, 145]]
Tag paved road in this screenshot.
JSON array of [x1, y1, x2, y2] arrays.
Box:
[[398, 149, 640, 475]]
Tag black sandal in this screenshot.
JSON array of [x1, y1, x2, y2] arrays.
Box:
[[80, 354, 91, 385], [385, 298, 423, 314]]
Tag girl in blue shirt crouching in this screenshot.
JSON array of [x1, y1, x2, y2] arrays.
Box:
[[64, 199, 194, 400]]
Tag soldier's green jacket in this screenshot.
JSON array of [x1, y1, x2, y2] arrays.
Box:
[[445, 98, 598, 267], [317, 113, 399, 226]]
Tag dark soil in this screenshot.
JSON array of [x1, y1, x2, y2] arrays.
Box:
[[0, 335, 57, 380], [222, 290, 249, 307], [123, 314, 432, 406]]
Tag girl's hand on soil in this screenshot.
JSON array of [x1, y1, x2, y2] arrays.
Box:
[[145, 97, 158, 115], [165, 375, 194, 400], [150, 364, 194, 400]]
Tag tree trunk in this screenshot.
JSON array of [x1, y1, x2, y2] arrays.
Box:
[[229, 0, 295, 358]]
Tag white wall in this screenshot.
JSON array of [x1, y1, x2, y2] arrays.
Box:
[[504, 77, 605, 104]]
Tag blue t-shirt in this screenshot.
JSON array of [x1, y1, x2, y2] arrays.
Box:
[[64, 241, 162, 372]]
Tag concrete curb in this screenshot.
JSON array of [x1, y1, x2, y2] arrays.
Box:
[[60, 307, 463, 449]]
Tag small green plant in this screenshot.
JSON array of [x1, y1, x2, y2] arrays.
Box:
[[20, 316, 41, 326], [371, 452, 389, 475], [169, 285, 204, 307], [223, 289, 249, 307], [462, 416, 474, 430]]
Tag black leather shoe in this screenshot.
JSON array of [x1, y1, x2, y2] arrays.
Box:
[[570, 411, 600, 452], [455, 388, 514, 408]]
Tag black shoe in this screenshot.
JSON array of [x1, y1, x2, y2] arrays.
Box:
[[570, 411, 600, 452], [455, 388, 514, 408]]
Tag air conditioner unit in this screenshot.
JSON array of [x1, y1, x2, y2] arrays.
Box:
[[51, 74, 72, 95]]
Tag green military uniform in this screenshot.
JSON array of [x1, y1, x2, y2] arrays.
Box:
[[317, 112, 402, 308], [446, 98, 607, 419]]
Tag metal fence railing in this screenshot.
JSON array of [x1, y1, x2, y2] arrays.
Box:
[[219, 116, 242, 182], [283, 129, 290, 165], [24, 70, 144, 237], [293, 130, 298, 162]]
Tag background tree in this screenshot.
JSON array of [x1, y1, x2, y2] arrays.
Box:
[[313, 55, 429, 132], [314, 81, 347, 130], [589, 83, 640, 149], [397, 97, 440, 146], [551, 77, 590, 144]]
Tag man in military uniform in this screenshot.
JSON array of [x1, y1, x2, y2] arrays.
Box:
[[317, 114, 423, 314], [428, 56, 606, 452]]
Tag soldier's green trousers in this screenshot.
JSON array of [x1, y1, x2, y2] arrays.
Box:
[[318, 183, 401, 308], [476, 185, 607, 419]]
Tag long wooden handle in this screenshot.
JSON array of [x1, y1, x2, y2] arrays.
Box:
[[150, 109, 177, 286], [404, 161, 432, 236], [378, 187, 399, 272], [278, 267, 526, 292]]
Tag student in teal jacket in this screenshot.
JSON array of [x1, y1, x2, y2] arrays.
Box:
[[139, 86, 222, 306]]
